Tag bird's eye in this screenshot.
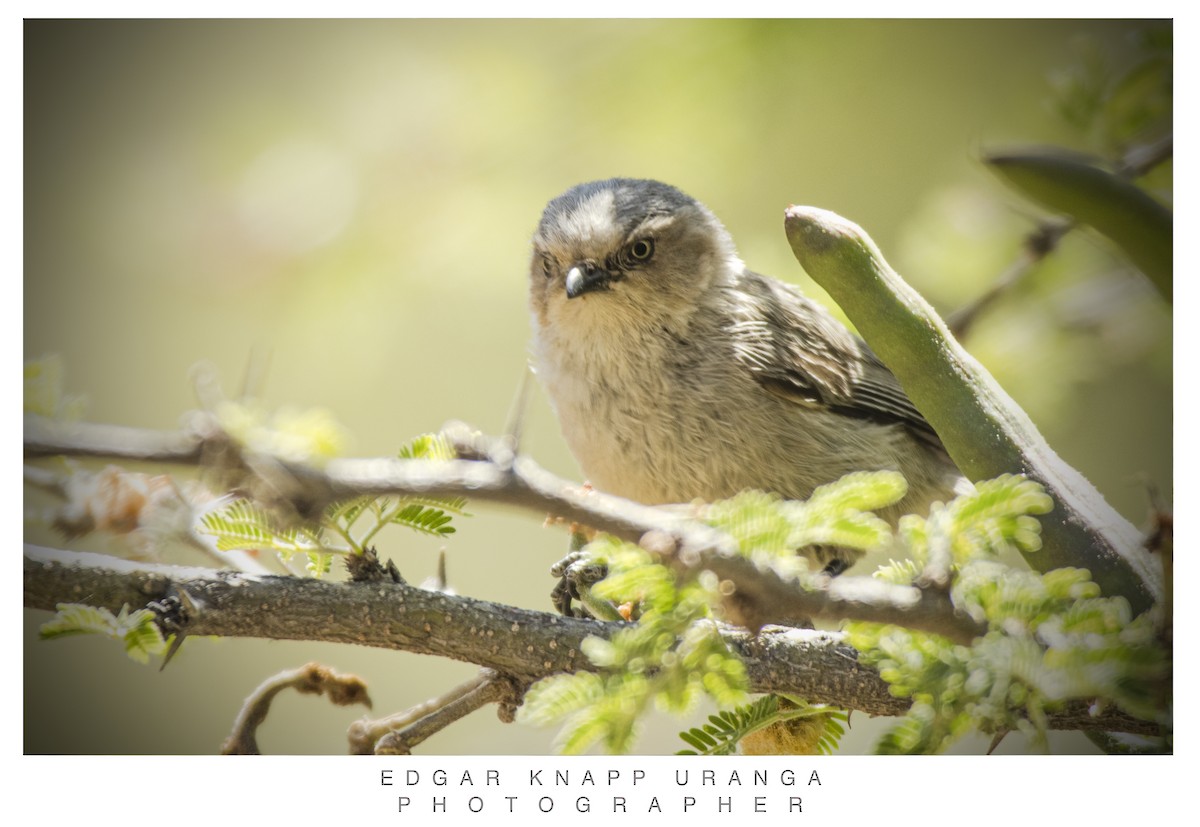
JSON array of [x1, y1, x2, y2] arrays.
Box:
[[541, 256, 554, 279], [626, 238, 654, 264]]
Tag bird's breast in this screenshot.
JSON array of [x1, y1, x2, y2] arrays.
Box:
[[531, 319, 778, 504]]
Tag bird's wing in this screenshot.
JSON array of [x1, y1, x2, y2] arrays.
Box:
[[728, 271, 945, 450]]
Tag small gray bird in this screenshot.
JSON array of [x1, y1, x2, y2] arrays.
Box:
[[528, 178, 963, 576]]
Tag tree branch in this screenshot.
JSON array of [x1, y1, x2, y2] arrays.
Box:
[[638, 530, 984, 643], [24, 416, 209, 463], [370, 669, 522, 755], [22, 544, 1158, 735], [25, 417, 986, 642], [348, 669, 502, 755]]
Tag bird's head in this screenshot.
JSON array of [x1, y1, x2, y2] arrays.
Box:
[[529, 178, 741, 332]]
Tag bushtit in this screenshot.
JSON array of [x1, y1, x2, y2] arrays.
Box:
[[528, 178, 963, 576]]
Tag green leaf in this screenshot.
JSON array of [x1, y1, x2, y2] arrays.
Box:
[[397, 433, 456, 461], [216, 401, 348, 465], [804, 470, 908, 513], [675, 696, 849, 756], [388, 502, 456, 536], [560, 715, 611, 756], [518, 673, 605, 727], [986, 149, 1171, 302], [854, 549, 1170, 753], [40, 603, 168, 664], [676, 696, 779, 756], [945, 474, 1054, 561], [200, 499, 327, 556], [325, 495, 375, 530], [521, 535, 749, 754], [703, 471, 904, 568]]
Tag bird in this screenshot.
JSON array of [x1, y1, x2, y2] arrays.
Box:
[[527, 178, 963, 578]]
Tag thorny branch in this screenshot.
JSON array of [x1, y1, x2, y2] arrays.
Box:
[[25, 415, 1167, 740], [22, 544, 1157, 735], [25, 416, 987, 643]]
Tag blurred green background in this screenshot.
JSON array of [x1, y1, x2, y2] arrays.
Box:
[[24, 19, 1171, 755]]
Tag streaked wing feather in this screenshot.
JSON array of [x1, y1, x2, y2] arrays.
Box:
[[730, 270, 945, 451]]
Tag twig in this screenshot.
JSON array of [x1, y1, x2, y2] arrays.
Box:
[[221, 662, 371, 755], [1116, 132, 1173, 179], [946, 219, 1072, 340], [348, 669, 497, 754], [22, 544, 1158, 735], [502, 364, 535, 458], [370, 670, 522, 755], [24, 416, 209, 463], [638, 530, 984, 643]]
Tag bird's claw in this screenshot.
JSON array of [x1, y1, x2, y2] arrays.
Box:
[[550, 551, 611, 619]]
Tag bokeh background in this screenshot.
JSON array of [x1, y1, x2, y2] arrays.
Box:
[[24, 19, 1171, 754]]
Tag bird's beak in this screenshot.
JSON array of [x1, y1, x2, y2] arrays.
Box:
[[564, 263, 615, 299]]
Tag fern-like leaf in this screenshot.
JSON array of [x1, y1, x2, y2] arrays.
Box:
[[40, 603, 168, 664], [678, 695, 849, 756], [200, 499, 325, 554], [518, 673, 605, 727], [677, 695, 782, 755], [199, 498, 343, 576], [390, 502, 457, 536], [397, 433, 456, 461], [392, 493, 470, 516], [325, 495, 375, 531]]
